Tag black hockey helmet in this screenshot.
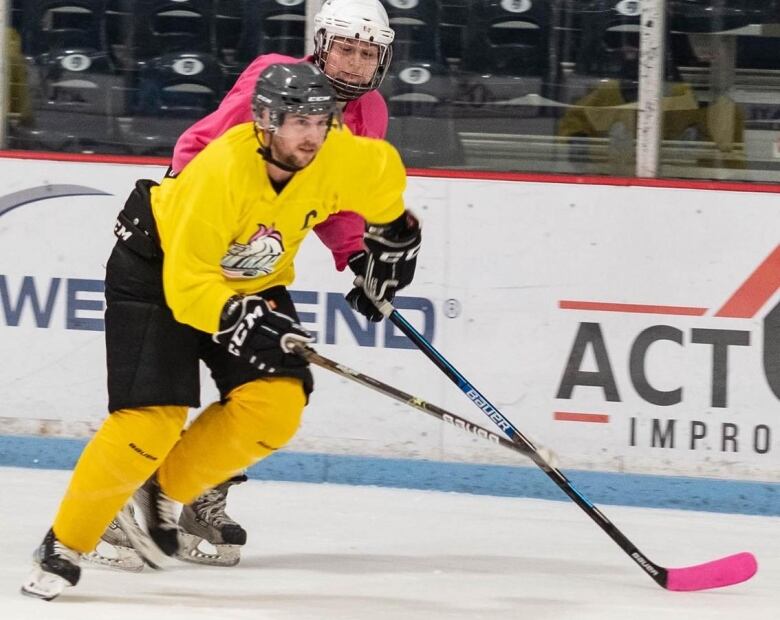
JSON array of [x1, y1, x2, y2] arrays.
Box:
[[252, 63, 339, 133]]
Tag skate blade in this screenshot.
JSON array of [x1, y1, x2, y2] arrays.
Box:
[[115, 506, 172, 570], [84, 542, 145, 573], [175, 532, 241, 567], [20, 567, 70, 601]]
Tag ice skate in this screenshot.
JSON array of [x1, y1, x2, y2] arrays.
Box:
[[21, 529, 81, 601], [117, 474, 181, 569], [83, 503, 144, 572], [176, 474, 247, 567]]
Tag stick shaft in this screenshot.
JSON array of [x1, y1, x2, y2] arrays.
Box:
[[295, 345, 669, 587], [297, 346, 528, 455], [365, 292, 754, 588], [389, 310, 526, 443]]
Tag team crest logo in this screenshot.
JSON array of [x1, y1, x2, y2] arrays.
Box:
[[221, 224, 284, 279]]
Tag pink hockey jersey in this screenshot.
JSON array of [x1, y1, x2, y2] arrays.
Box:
[[172, 54, 391, 271]]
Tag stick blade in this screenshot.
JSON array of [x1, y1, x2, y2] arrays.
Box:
[[666, 552, 757, 591]]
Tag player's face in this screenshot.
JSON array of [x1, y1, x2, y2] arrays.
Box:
[[271, 113, 331, 169], [323, 37, 380, 86]]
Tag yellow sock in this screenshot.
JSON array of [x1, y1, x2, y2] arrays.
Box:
[[158, 377, 305, 503], [53, 405, 187, 553]]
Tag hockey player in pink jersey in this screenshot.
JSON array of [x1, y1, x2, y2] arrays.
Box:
[[173, 0, 394, 275], [86, 0, 396, 571]]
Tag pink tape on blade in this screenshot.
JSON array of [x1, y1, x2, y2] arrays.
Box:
[[666, 552, 757, 591]]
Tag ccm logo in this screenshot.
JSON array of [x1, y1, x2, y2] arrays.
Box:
[[380, 246, 420, 264]]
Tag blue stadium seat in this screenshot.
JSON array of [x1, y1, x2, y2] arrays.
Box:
[[133, 51, 224, 117], [236, 0, 306, 63], [37, 47, 119, 114], [438, 0, 470, 61], [380, 58, 454, 118], [121, 51, 224, 155], [22, 0, 106, 57], [574, 0, 648, 80], [462, 0, 551, 76], [214, 0, 244, 65], [379, 1, 463, 166], [574, 0, 685, 81], [106, 0, 214, 68], [32, 47, 128, 152], [380, 0, 444, 63]]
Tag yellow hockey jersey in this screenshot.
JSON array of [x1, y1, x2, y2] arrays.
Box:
[[150, 122, 406, 333]]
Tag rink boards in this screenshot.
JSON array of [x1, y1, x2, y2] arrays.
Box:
[[1, 155, 779, 507]]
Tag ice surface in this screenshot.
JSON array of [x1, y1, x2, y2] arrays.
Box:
[[1, 467, 777, 619]]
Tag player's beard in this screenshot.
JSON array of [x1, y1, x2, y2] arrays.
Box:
[[274, 140, 318, 170]]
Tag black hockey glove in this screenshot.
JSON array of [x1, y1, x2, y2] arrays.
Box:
[[361, 210, 421, 303], [213, 295, 313, 371], [345, 251, 387, 322]]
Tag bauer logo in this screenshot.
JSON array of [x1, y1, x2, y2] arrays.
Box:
[[466, 389, 512, 433], [442, 413, 501, 444], [554, 244, 780, 457], [631, 552, 659, 576], [0, 275, 436, 349]]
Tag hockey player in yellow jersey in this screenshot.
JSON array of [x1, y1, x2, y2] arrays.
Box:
[[21, 62, 422, 601]]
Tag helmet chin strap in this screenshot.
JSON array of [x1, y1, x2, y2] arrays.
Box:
[[254, 126, 303, 173]]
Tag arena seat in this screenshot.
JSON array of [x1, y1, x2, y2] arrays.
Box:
[[214, 0, 244, 65], [32, 46, 129, 152], [105, 0, 214, 69], [462, 0, 551, 76], [22, 0, 106, 57], [36, 47, 120, 114], [236, 0, 306, 62], [573, 0, 643, 79], [132, 50, 223, 117], [380, 0, 444, 63], [380, 58, 454, 118], [120, 51, 224, 155]]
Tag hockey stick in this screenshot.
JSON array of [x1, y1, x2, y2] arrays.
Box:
[[293, 343, 757, 591], [363, 295, 528, 445]]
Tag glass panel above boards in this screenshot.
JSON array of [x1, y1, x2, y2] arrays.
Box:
[[2, 0, 779, 183]]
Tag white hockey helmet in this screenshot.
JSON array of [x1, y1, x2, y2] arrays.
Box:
[[313, 0, 395, 100]]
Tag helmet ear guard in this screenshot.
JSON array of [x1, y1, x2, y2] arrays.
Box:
[[252, 106, 287, 136]]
